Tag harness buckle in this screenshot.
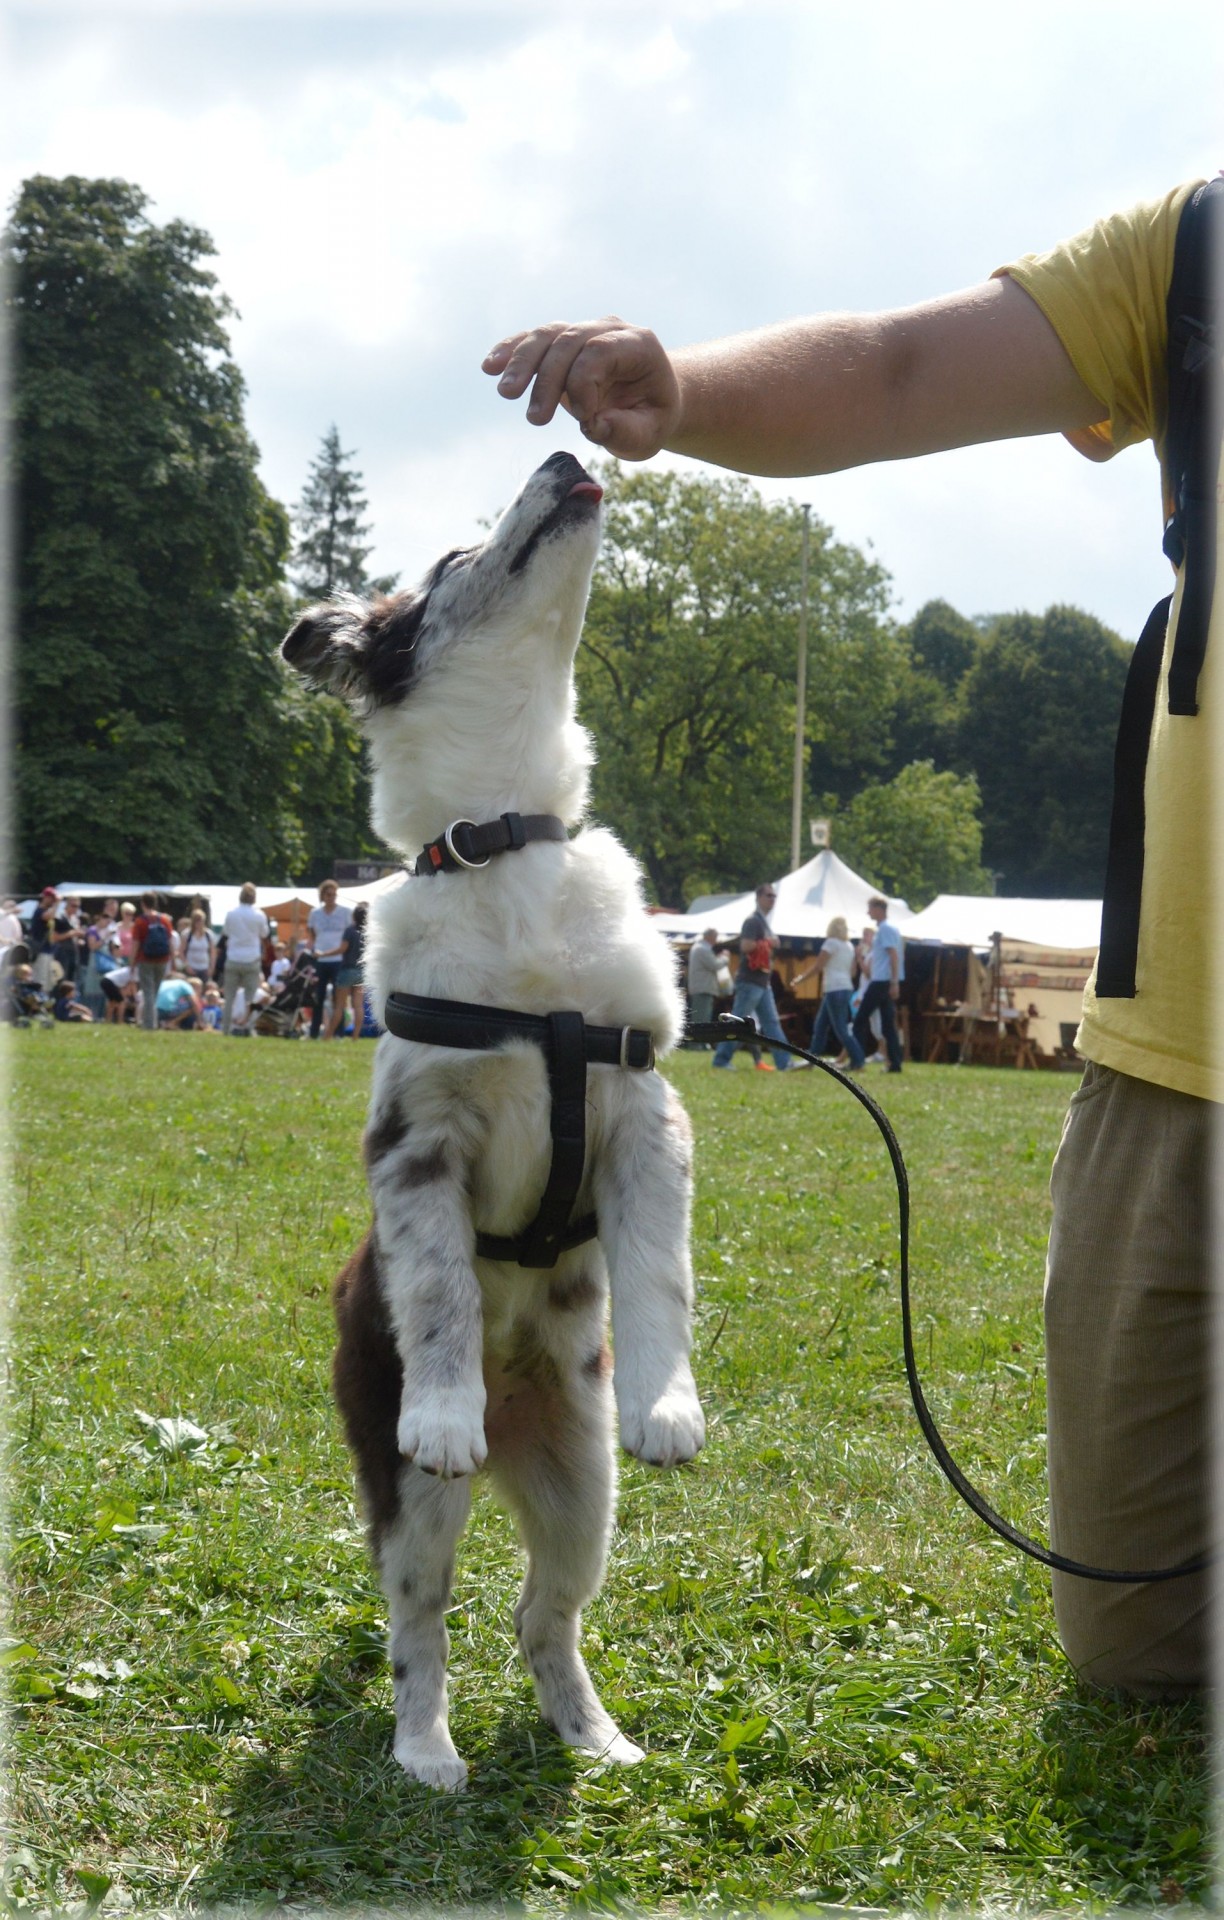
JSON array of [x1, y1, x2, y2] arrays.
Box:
[[443, 819, 490, 870], [620, 1026, 655, 1071]]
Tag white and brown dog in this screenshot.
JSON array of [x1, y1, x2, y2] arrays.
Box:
[[282, 451, 704, 1791]]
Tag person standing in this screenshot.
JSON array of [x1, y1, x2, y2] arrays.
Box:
[[50, 894, 84, 983], [306, 880, 353, 1040], [710, 884, 793, 1072], [221, 884, 268, 1037], [329, 901, 368, 1039], [131, 891, 173, 1032], [485, 175, 1219, 1692], [685, 926, 722, 1040], [181, 907, 216, 983], [0, 898, 24, 957], [851, 896, 904, 1073], [80, 898, 120, 1020], [799, 915, 866, 1070], [27, 888, 58, 993]]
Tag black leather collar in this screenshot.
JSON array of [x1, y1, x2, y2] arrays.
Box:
[[414, 811, 567, 877]]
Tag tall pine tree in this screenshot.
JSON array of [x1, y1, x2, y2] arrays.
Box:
[[292, 426, 396, 598]]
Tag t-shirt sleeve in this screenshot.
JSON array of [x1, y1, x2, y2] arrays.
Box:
[[994, 182, 1199, 478]]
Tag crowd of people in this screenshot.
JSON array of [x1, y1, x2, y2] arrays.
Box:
[[0, 882, 371, 1038], [687, 889, 903, 1072]]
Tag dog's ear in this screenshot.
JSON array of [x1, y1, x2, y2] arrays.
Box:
[[281, 598, 371, 698], [282, 591, 429, 707]]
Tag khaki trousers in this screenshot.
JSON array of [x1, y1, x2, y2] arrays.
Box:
[[1044, 1062, 1213, 1696]]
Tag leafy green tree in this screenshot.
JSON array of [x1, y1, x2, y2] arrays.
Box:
[[826, 760, 991, 908], [958, 605, 1130, 895], [293, 425, 397, 598], [576, 463, 893, 905], [905, 598, 983, 692], [9, 175, 347, 886]]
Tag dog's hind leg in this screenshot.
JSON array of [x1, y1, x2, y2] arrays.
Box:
[[593, 1074, 706, 1469], [380, 1468, 473, 1791], [485, 1313, 644, 1765]]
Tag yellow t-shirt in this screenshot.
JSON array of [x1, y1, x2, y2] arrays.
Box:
[[998, 182, 1221, 1103]]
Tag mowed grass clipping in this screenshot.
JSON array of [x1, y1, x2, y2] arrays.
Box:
[[3, 1027, 1209, 1914]]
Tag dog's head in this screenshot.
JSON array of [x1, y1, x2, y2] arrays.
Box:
[[281, 451, 604, 850]]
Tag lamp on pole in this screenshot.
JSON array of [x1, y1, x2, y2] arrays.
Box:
[[790, 503, 812, 873]]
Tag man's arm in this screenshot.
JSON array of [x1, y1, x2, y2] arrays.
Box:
[[484, 277, 1106, 475]]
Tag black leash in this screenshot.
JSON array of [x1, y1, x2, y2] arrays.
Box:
[[688, 1014, 1208, 1585]]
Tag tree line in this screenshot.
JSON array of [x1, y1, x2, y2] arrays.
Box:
[[8, 175, 1132, 909]]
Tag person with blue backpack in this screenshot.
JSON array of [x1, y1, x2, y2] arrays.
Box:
[[486, 176, 1221, 1697], [132, 890, 174, 1032]]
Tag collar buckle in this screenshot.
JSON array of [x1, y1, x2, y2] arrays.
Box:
[[443, 819, 490, 870]]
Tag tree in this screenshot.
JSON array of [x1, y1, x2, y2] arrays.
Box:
[[904, 597, 983, 692], [292, 425, 396, 599], [825, 760, 991, 908], [6, 178, 309, 884], [575, 463, 894, 905], [958, 605, 1130, 895]]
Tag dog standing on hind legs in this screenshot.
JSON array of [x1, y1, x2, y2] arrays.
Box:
[[282, 451, 705, 1790]]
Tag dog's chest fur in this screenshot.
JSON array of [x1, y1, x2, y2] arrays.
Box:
[[365, 826, 684, 1247]]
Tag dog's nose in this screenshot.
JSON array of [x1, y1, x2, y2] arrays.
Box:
[[539, 450, 591, 486]]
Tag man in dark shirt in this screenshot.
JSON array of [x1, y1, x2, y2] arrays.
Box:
[[711, 883, 793, 1072]]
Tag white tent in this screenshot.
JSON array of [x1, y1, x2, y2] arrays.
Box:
[[901, 893, 1102, 954], [649, 849, 912, 945], [901, 893, 1101, 1059], [51, 881, 317, 933]]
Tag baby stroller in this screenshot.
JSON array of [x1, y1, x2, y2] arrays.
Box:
[[252, 952, 316, 1038], [3, 948, 53, 1027]]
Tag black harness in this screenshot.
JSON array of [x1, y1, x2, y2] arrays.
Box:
[[388, 813, 657, 1269], [1097, 176, 1222, 997]]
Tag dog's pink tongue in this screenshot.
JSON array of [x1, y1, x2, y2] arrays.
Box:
[[569, 481, 604, 501]]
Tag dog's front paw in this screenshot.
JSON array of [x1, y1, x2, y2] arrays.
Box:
[[394, 1730, 469, 1792], [397, 1388, 487, 1478], [618, 1376, 705, 1468]]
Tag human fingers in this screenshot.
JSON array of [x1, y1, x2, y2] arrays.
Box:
[[482, 321, 615, 418], [484, 318, 631, 426]]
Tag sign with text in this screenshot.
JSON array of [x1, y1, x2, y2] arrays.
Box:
[[332, 860, 401, 884]]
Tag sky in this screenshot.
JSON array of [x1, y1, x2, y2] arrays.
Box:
[[4, 0, 1223, 639]]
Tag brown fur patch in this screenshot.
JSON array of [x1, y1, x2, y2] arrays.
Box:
[[582, 1343, 612, 1380], [547, 1270, 601, 1314]]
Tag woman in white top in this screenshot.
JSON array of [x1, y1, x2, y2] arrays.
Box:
[[181, 908, 216, 981], [797, 915, 866, 1070]]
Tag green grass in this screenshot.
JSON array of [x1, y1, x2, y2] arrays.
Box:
[[3, 1028, 1209, 1914]]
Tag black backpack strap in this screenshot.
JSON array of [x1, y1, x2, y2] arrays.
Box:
[[1095, 594, 1172, 998], [1161, 176, 1223, 717]]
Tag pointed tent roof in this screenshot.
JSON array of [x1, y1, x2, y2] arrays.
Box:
[[650, 849, 912, 943]]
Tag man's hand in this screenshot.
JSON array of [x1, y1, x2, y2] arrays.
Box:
[[482, 318, 682, 461]]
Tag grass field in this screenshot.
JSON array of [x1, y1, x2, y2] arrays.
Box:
[[3, 1027, 1209, 1914]]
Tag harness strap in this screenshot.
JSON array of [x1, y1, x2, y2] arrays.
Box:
[[1161, 176, 1223, 718], [1095, 593, 1171, 999], [414, 812, 568, 876], [382, 991, 656, 1268]]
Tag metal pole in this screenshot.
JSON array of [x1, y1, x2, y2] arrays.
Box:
[[790, 504, 811, 873]]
